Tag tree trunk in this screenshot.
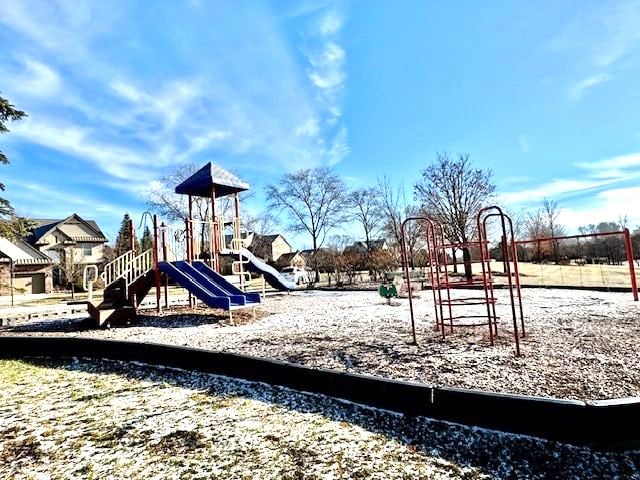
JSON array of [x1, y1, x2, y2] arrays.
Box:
[[462, 247, 473, 280], [451, 247, 458, 273], [313, 237, 320, 283]]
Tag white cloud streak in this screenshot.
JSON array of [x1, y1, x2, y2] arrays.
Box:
[[10, 119, 154, 181], [502, 149, 640, 229], [1, 0, 353, 196], [299, 8, 350, 165], [567, 73, 612, 100], [517, 135, 530, 154], [550, 1, 640, 102], [576, 152, 640, 172], [560, 187, 640, 230], [550, 0, 640, 68], [501, 178, 617, 205]]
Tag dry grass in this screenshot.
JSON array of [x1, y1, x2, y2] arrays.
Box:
[[496, 262, 637, 289]]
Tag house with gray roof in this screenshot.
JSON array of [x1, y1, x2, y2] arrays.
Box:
[[0, 237, 54, 294], [28, 214, 108, 286]]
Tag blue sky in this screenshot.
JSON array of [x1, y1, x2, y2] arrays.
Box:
[[1, 0, 640, 247]]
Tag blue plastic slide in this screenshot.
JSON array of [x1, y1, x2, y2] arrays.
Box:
[[238, 248, 297, 291], [158, 261, 261, 310], [191, 261, 261, 304]]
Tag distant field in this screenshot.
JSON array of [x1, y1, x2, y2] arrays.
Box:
[[397, 261, 638, 290], [492, 261, 637, 289]]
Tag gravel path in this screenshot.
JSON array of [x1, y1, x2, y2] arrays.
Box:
[[3, 287, 639, 401]]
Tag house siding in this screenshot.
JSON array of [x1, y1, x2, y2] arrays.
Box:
[[271, 237, 291, 262], [0, 263, 53, 295], [38, 234, 106, 265]]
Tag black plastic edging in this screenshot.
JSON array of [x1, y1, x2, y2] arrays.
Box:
[[0, 336, 637, 449]]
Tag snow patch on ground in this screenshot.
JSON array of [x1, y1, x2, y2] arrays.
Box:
[[2, 288, 639, 400]]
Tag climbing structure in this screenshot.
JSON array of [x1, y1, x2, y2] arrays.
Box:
[[89, 162, 296, 328], [170, 162, 295, 292], [400, 206, 525, 355]]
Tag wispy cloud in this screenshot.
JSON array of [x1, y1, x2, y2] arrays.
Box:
[[327, 126, 350, 165], [574, 151, 640, 181], [577, 152, 640, 172], [305, 10, 347, 124], [550, 0, 640, 68], [517, 135, 530, 154], [501, 178, 617, 205], [293, 7, 350, 166], [550, 1, 640, 102], [7, 180, 127, 229], [9, 118, 156, 181], [502, 148, 640, 229], [567, 73, 612, 101], [5, 57, 61, 98], [560, 186, 640, 229], [1, 0, 353, 191]]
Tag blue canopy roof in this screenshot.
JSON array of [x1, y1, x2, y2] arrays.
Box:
[[174, 162, 250, 198]]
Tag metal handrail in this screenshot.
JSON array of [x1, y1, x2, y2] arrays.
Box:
[[100, 249, 154, 290]]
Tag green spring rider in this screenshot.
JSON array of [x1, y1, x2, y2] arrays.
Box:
[[378, 272, 398, 305]]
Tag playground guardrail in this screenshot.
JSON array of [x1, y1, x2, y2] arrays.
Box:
[[100, 249, 153, 293]]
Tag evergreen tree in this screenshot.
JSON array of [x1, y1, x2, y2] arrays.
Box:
[[114, 213, 138, 257], [0, 94, 31, 239], [141, 225, 153, 252]]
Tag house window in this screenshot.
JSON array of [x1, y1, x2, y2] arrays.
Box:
[[82, 244, 92, 256]]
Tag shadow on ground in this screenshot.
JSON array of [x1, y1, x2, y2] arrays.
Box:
[[0, 312, 237, 333], [0, 317, 95, 333], [10, 356, 640, 480]]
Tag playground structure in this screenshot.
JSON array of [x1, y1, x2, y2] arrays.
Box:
[[88, 163, 296, 328], [401, 206, 525, 356]]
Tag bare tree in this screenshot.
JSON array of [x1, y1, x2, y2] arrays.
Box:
[[265, 167, 347, 281], [57, 247, 86, 299], [243, 210, 280, 236], [632, 226, 640, 265], [414, 152, 496, 279], [541, 198, 565, 262], [347, 187, 383, 250], [146, 164, 211, 223], [525, 209, 551, 262], [376, 176, 404, 246], [376, 177, 423, 268]]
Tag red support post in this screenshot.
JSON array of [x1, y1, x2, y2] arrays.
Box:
[[129, 217, 135, 253], [210, 186, 219, 272], [153, 215, 161, 313], [161, 222, 168, 308], [188, 195, 194, 263], [624, 228, 638, 301], [185, 217, 193, 308]]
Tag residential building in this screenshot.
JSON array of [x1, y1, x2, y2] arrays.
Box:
[[344, 239, 389, 254], [0, 237, 54, 294], [28, 214, 108, 285], [244, 233, 292, 263], [275, 251, 306, 269]]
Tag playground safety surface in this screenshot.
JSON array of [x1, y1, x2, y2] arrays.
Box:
[[2, 288, 638, 402]]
